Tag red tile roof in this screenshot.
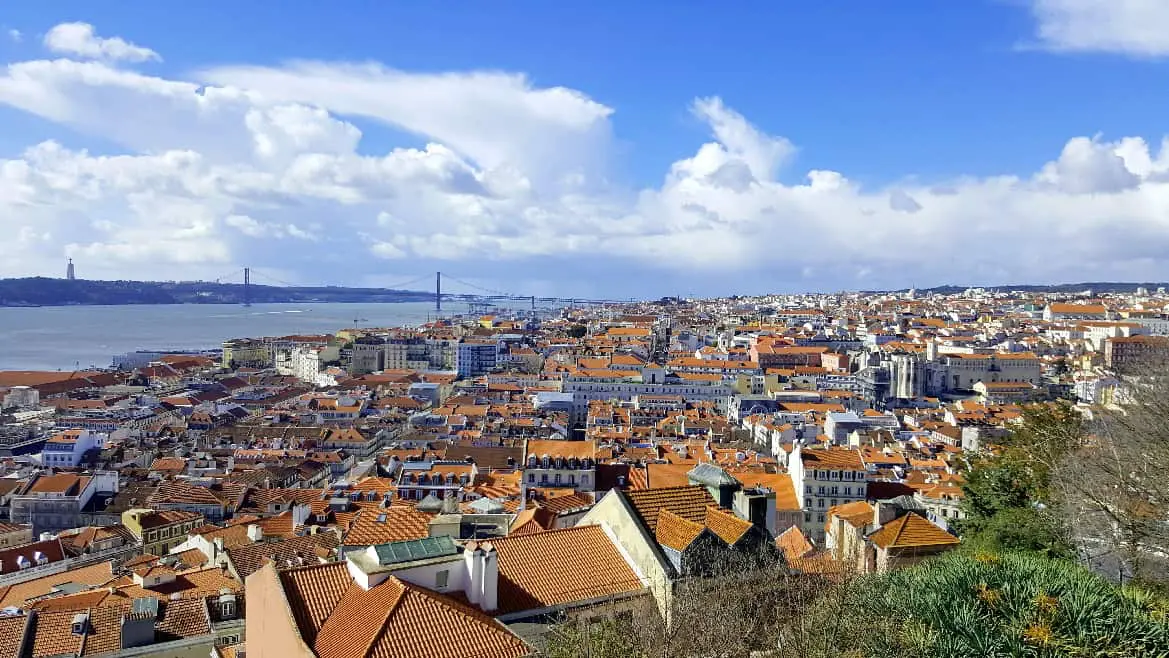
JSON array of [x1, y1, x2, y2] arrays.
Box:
[[869, 513, 960, 550], [278, 562, 528, 658], [490, 525, 645, 615], [623, 485, 716, 531]]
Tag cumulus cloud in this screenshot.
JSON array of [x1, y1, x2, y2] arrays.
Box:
[[44, 22, 159, 62], [1036, 136, 1142, 193], [7, 29, 21, 43], [201, 61, 612, 184], [2, 23, 1169, 294], [1028, 0, 1169, 57]]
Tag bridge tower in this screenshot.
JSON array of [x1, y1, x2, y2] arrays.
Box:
[[243, 267, 251, 307], [435, 271, 442, 313]]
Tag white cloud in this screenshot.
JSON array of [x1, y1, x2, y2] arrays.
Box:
[[1036, 136, 1142, 193], [2, 26, 1169, 293], [200, 61, 613, 184], [1028, 0, 1169, 57], [7, 29, 21, 43], [44, 22, 160, 63]]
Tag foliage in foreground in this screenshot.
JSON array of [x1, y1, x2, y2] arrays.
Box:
[[544, 551, 1169, 658], [802, 551, 1169, 658]]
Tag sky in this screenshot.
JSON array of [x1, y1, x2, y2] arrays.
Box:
[[2, 1, 1169, 298]]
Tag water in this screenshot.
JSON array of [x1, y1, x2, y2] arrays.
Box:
[[0, 302, 447, 371]]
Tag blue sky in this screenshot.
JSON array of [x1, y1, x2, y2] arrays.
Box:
[[1, 1, 1168, 296]]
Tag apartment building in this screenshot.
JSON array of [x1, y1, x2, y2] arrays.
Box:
[[1104, 335, 1169, 372], [10, 472, 118, 534], [221, 338, 271, 368], [522, 439, 598, 492], [563, 365, 732, 425], [122, 508, 205, 556], [788, 444, 868, 544], [457, 339, 500, 377], [39, 429, 104, 469]]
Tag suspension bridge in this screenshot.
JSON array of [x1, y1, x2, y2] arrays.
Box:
[[207, 268, 630, 312]]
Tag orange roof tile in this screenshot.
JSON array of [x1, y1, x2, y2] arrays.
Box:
[[624, 485, 716, 531], [279, 562, 527, 658], [0, 615, 27, 658], [491, 526, 644, 615], [703, 507, 753, 546], [827, 501, 874, 529], [775, 526, 814, 562], [868, 513, 959, 550], [654, 509, 706, 551], [342, 507, 432, 547]]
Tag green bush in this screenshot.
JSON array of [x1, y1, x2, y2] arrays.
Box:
[[814, 551, 1169, 657]]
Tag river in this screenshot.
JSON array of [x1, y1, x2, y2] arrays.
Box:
[[0, 302, 448, 371]]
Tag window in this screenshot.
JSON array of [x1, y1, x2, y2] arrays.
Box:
[[830, 486, 838, 495], [540, 474, 549, 484], [803, 512, 812, 523], [816, 499, 825, 508], [554, 474, 562, 485], [830, 499, 838, 507], [805, 485, 812, 494], [817, 486, 825, 495], [435, 570, 450, 589], [816, 513, 825, 523], [527, 474, 535, 483], [844, 487, 851, 496]]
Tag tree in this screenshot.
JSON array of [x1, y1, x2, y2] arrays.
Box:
[[1051, 370, 1169, 583], [566, 324, 588, 339], [960, 507, 1074, 560], [953, 403, 1080, 557]]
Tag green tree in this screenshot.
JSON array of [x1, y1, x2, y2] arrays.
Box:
[[960, 507, 1074, 560], [954, 403, 1082, 555]]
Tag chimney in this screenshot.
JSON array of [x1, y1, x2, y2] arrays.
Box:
[[873, 500, 900, 528], [291, 503, 310, 529], [463, 541, 482, 605], [478, 542, 498, 612], [246, 524, 264, 543]]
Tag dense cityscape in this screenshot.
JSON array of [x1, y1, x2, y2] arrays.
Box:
[[6, 2, 1169, 656], [0, 284, 1167, 656]]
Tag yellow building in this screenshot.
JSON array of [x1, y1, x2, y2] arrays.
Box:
[[122, 508, 205, 556], [222, 338, 270, 369]]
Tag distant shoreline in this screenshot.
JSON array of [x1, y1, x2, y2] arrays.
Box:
[[0, 276, 433, 307], [0, 299, 430, 309]]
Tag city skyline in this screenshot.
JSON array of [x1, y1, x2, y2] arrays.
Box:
[[2, 2, 1169, 297]]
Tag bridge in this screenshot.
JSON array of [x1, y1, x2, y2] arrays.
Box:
[[210, 268, 629, 313]]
